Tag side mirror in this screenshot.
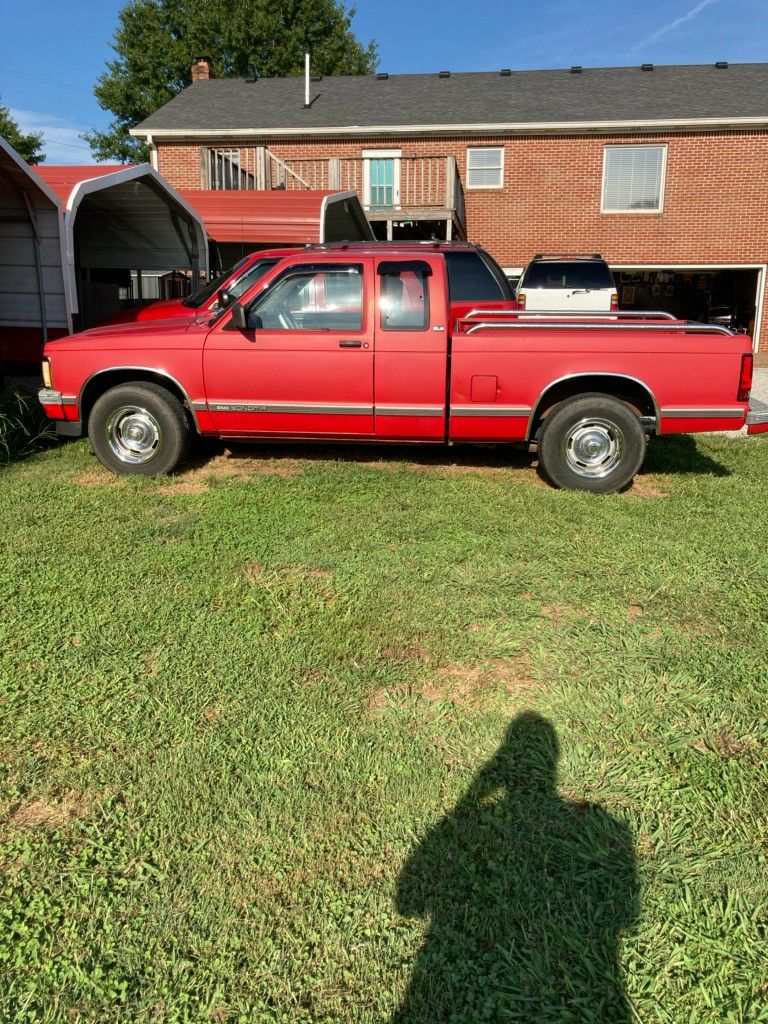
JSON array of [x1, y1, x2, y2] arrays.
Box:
[[217, 288, 233, 308], [230, 302, 247, 330]]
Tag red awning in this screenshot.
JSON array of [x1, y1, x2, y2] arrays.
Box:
[[179, 189, 372, 245]]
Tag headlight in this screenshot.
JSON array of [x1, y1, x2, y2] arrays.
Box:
[[42, 358, 53, 389]]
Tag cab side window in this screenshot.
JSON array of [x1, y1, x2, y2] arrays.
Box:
[[378, 261, 431, 331], [247, 265, 363, 331]]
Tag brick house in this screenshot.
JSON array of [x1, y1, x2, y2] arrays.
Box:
[[132, 60, 768, 348]]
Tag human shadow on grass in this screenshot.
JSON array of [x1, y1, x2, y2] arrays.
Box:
[[393, 713, 639, 1024]]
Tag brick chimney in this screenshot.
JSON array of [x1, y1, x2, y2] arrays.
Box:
[[191, 56, 214, 82]]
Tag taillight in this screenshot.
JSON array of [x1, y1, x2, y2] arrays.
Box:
[[738, 353, 753, 402], [517, 292, 526, 309], [610, 292, 619, 312]]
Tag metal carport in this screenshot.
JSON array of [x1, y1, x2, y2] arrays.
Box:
[[180, 189, 373, 271], [0, 138, 72, 363], [36, 164, 209, 331]]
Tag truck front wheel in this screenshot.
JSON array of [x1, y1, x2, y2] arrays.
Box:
[[88, 382, 191, 475], [537, 394, 647, 493]]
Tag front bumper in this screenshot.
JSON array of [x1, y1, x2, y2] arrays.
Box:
[[746, 397, 768, 435]]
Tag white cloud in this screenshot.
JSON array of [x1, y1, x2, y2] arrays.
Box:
[[8, 107, 96, 165], [632, 0, 719, 50]]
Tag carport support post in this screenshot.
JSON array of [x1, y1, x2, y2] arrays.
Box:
[[21, 190, 48, 343], [168, 208, 200, 287]]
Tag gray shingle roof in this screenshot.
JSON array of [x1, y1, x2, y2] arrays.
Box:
[[135, 63, 768, 134]]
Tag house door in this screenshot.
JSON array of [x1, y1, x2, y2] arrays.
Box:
[[363, 149, 401, 210]]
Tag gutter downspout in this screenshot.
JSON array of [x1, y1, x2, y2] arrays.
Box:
[[146, 132, 158, 171]]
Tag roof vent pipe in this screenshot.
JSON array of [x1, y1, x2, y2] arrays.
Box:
[[304, 52, 310, 107]]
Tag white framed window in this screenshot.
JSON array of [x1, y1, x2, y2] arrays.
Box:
[[601, 144, 667, 213], [466, 147, 504, 189]]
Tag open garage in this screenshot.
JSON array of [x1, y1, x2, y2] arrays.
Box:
[[610, 264, 765, 346]]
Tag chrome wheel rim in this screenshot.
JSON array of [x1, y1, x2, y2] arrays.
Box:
[[105, 405, 161, 465], [562, 417, 625, 479]]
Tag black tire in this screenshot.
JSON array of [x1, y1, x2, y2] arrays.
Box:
[[88, 382, 191, 476], [537, 393, 646, 494]]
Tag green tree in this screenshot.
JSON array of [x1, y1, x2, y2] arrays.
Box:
[[0, 96, 45, 164], [86, 0, 378, 162]]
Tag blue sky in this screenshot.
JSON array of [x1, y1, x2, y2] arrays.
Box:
[[2, 0, 767, 163]]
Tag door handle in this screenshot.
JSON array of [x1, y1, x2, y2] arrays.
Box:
[[338, 339, 362, 348]]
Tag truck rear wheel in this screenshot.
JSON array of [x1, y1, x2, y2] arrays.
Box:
[[88, 382, 190, 476], [537, 393, 646, 493]]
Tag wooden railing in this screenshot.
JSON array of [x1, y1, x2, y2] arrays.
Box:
[[206, 148, 465, 218]]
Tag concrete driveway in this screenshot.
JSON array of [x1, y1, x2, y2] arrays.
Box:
[[750, 367, 768, 405]]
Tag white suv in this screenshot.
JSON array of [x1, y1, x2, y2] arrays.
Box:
[[516, 254, 618, 312]]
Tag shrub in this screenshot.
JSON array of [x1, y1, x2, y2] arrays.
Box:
[[0, 388, 54, 465]]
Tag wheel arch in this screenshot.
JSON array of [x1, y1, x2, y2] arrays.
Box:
[[79, 367, 200, 433], [526, 373, 659, 441]]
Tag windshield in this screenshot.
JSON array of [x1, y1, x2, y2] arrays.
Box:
[[523, 261, 615, 290], [226, 259, 280, 303], [182, 257, 251, 309], [185, 258, 281, 311]]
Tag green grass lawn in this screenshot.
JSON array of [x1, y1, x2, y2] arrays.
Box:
[[1, 433, 766, 1023]]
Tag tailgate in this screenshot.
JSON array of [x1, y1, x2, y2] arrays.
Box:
[[747, 397, 768, 435]]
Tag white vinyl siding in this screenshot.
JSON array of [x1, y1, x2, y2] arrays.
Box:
[[466, 147, 504, 189], [602, 145, 667, 213]]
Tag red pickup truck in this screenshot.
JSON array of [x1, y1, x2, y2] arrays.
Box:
[[39, 243, 767, 493]]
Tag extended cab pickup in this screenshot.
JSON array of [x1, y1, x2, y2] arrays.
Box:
[[39, 243, 768, 493]]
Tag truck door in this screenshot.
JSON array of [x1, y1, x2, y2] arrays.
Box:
[[373, 256, 447, 439], [203, 259, 374, 437]]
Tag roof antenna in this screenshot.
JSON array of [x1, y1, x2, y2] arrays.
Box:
[[304, 52, 311, 107]]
